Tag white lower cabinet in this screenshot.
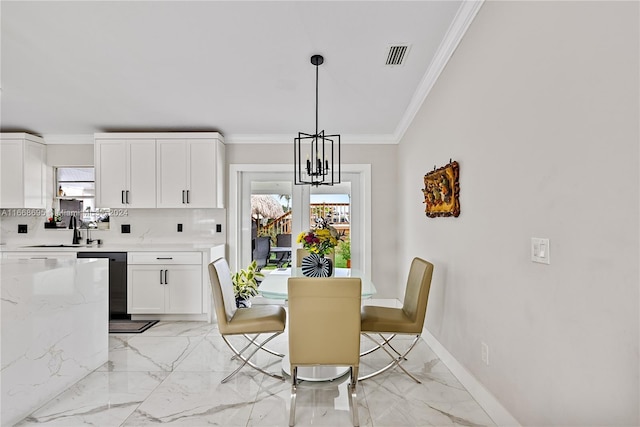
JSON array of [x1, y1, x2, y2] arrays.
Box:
[[127, 252, 203, 314]]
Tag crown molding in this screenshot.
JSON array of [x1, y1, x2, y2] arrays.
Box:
[[394, 0, 484, 143], [225, 133, 398, 145]]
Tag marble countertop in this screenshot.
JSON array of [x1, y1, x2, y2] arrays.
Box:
[[0, 257, 103, 271], [0, 243, 224, 253]]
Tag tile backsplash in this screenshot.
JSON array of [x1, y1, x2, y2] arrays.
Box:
[[0, 208, 226, 245]]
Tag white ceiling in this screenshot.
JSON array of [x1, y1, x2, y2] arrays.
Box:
[[1, 1, 482, 144]]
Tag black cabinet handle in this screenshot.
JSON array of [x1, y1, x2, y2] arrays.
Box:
[[126, 190, 130, 204], [165, 269, 168, 284], [156, 257, 173, 260], [122, 190, 125, 204], [186, 190, 190, 204], [160, 269, 164, 284], [182, 190, 186, 204]]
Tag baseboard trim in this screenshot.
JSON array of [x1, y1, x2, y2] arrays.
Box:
[[422, 330, 521, 427]]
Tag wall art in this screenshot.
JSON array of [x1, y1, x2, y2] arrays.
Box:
[[422, 160, 460, 218]]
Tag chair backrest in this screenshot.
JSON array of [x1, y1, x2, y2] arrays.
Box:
[[276, 233, 292, 247], [253, 236, 271, 269], [288, 277, 361, 367], [208, 257, 238, 334], [401, 257, 434, 332], [295, 248, 334, 267]]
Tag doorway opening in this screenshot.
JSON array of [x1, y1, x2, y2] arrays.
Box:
[[228, 164, 370, 278]]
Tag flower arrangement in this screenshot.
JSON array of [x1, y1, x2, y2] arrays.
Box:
[[297, 218, 342, 256]]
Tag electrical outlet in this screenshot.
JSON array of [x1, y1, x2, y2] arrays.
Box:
[[481, 342, 489, 365], [18, 224, 28, 233], [177, 224, 183, 232], [121, 224, 131, 234], [216, 224, 222, 233]]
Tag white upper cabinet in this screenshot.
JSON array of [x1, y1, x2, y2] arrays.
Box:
[[157, 138, 224, 208], [0, 133, 46, 209], [95, 139, 156, 208], [94, 132, 224, 209]]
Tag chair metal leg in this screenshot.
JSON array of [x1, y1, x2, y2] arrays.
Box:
[[221, 332, 285, 383], [234, 333, 285, 358], [358, 333, 422, 383], [348, 366, 360, 427], [359, 333, 399, 357], [289, 366, 298, 427], [230, 333, 258, 361]]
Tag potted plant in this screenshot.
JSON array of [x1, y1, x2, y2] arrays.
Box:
[[337, 235, 351, 268], [232, 260, 264, 308]]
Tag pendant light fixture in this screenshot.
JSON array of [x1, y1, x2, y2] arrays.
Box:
[[294, 54, 341, 186]]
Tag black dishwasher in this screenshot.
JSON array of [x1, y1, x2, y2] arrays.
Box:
[[77, 252, 129, 319]]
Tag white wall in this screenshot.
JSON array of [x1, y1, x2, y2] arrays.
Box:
[[46, 144, 94, 166], [226, 142, 399, 298], [398, 1, 639, 426]]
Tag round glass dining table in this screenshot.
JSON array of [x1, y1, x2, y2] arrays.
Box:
[[258, 267, 376, 300]]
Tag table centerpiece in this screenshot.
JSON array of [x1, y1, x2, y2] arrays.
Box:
[[296, 218, 342, 277]]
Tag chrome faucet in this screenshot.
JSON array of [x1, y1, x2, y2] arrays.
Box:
[[85, 227, 96, 245]]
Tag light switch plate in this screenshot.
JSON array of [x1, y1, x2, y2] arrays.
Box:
[[531, 237, 550, 264]]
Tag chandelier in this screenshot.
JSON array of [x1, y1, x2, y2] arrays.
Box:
[[294, 54, 341, 186]]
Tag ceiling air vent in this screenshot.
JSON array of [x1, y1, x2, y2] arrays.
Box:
[[385, 44, 410, 66]]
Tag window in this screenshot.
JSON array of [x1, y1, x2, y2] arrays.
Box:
[[56, 167, 94, 199], [55, 167, 106, 228]]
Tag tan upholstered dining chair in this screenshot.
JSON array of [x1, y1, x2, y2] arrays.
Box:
[[208, 257, 287, 383], [287, 277, 362, 427], [359, 257, 434, 383]]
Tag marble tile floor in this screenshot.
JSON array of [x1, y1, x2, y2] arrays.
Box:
[[16, 321, 496, 427]]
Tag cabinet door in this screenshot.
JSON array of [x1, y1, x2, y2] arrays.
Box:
[[187, 140, 217, 208], [128, 265, 165, 313], [96, 140, 128, 207], [23, 141, 45, 209], [127, 141, 156, 208], [165, 265, 202, 313], [156, 140, 187, 208], [0, 140, 24, 208]]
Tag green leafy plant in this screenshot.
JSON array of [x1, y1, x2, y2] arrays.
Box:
[[337, 235, 351, 261], [232, 260, 265, 302]]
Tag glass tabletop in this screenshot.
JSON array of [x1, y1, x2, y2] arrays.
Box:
[[258, 267, 376, 300]]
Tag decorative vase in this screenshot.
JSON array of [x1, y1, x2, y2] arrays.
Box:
[[301, 254, 333, 277], [235, 297, 252, 308]]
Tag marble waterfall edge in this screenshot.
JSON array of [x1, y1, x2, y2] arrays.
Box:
[[1, 258, 109, 427]]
